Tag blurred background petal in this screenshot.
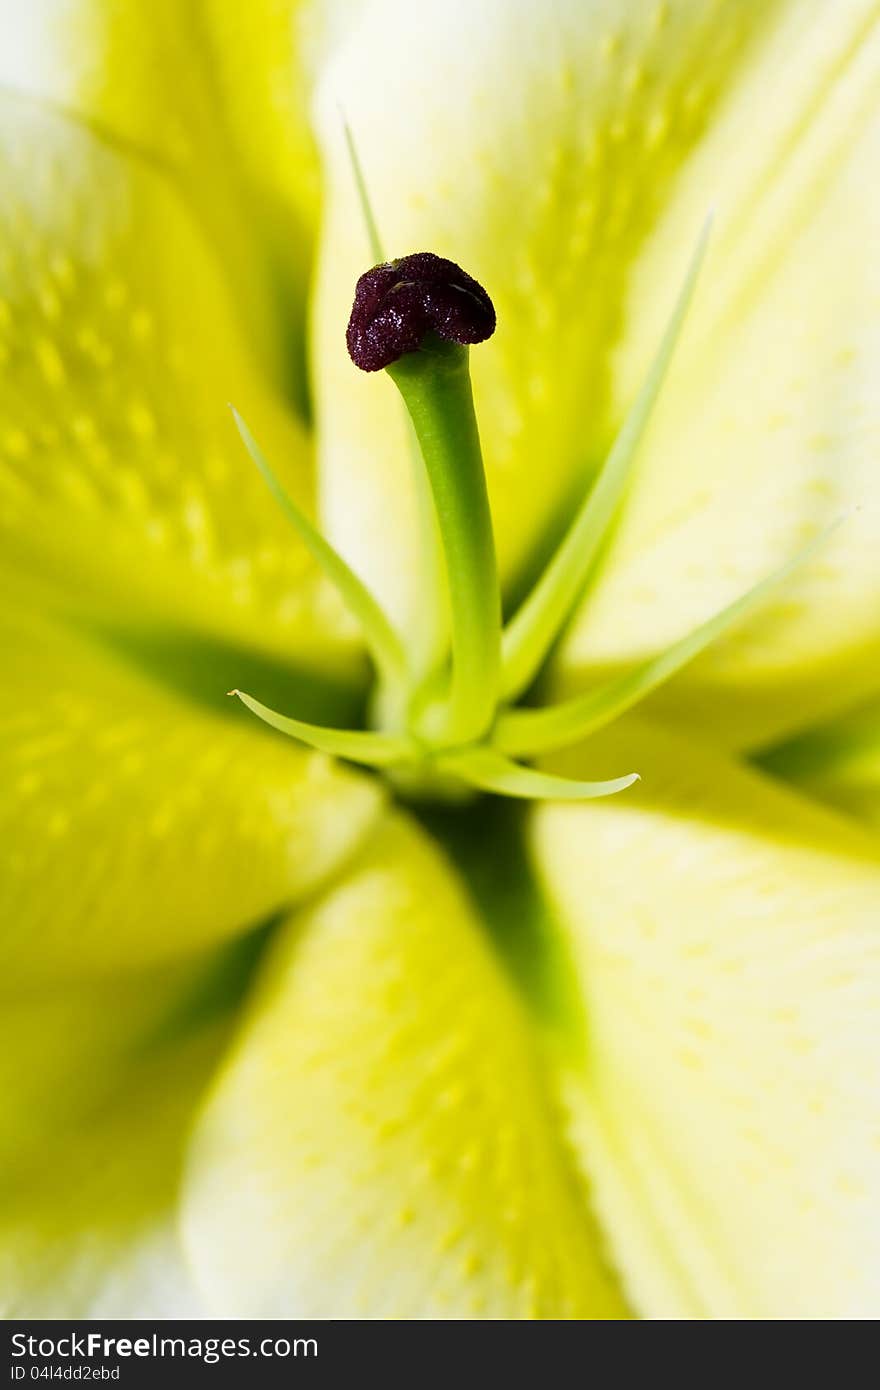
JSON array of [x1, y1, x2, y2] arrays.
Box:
[[0, 91, 368, 689], [0, 942, 260, 1317], [0, 0, 363, 404], [0, 606, 382, 986]]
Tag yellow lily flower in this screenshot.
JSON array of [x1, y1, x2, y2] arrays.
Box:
[[1, 0, 879, 1319]]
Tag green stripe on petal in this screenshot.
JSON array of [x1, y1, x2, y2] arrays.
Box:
[[0, 607, 382, 988], [182, 815, 629, 1319], [530, 720, 880, 1318], [761, 696, 880, 831]]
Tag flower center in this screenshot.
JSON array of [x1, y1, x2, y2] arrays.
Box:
[[230, 224, 830, 803]]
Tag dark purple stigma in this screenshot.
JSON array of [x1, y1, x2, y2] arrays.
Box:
[[345, 251, 496, 372]]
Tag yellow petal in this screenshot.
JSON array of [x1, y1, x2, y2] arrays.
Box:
[[310, 0, 787, 635], [0, 606, 382, 987], [0, 90, 361, 681], [190, 0, 361, 240], [0, 946, 245, 1317], [531, 720, 880, 1318], [182, 815, 628, 1318], [0, 0, 359, 388], [555, 2, 880, 746]]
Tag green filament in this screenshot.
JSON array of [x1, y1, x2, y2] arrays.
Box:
[[501, 218, 712, 701], [231, 690, 414, 768], [342, 119, 384, 263], [439, 746, 639, 801], [495, 523, 840, 758], [231, 408, 407, 689]]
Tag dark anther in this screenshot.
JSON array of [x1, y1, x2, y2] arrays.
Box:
[[346, 251, 496, 372]]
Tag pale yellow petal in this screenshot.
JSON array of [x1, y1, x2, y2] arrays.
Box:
[[556, 2, 880, 746], [182, 815, 628, 1319], [532, 720, 880, 1318]]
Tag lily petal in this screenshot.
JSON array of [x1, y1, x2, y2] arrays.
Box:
[[0, 945, 250, 1317], [0, 607, 382, 987], [555, 2, 880, 746], [311, 0, 789, 635], [0, 91, 361, 682], [0, 0, 360, 390], [531, 720, 880, 1318], [182, 815, 628, 1319]]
